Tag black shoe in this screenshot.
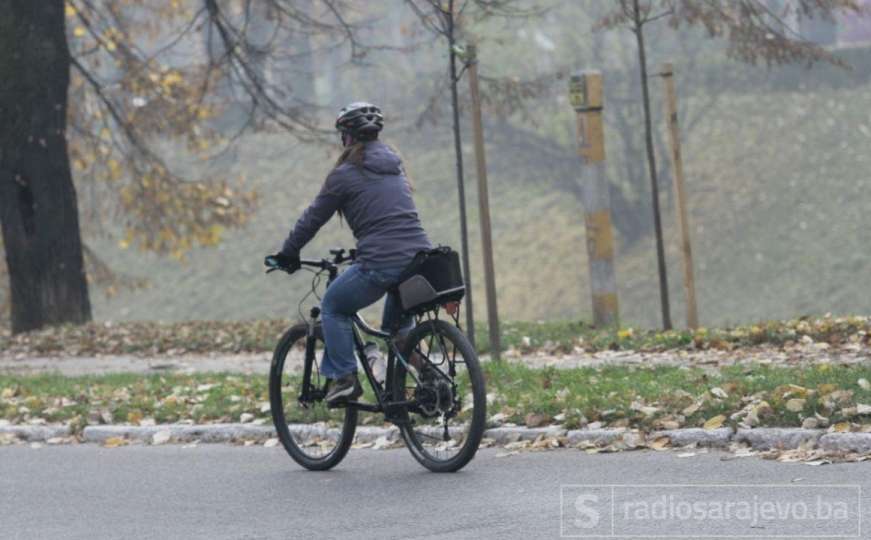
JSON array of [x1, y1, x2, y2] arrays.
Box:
[[326, 373, 363, 405]]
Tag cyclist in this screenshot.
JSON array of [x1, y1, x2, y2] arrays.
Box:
[[266, 102, 432, 405]]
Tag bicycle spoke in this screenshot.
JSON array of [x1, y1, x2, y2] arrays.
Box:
[[396, 321, 484, 469]]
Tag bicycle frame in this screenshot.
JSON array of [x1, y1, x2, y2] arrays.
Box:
[[273, 247, 453, 423], [295, 277, 423, 422]]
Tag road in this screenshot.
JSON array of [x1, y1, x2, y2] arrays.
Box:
[[1, 446, 867, 539]]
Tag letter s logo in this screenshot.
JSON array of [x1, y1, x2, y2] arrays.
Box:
[[574, 493, 600, 529]]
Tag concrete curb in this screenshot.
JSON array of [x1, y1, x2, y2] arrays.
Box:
[[733, 428, 823, 451], [650, 428, 734, 448], [4, 423, 871, 454], [81, 424, 404, 445], [0, 424, 71, 442], [819, 433, 871, 453]]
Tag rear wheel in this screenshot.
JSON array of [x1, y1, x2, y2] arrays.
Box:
[[391, 319, 486, 472], [269, 323, 357, 470]]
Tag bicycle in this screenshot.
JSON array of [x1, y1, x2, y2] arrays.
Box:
[[265, 247, 486, 472]]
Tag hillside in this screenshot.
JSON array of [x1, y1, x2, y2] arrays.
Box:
[[86, 80, 871, 329]]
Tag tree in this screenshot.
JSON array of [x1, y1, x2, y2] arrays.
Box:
[[402, 0, 538, 342], [598, 0, 863, 329], [0, 0, 387, 333], [0, 1, 91, 333]]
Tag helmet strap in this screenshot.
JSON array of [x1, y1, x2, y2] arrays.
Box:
[[341, 131, 354, 147]]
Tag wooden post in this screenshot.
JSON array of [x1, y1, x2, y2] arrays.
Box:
[[569, 71, 619, 327], [466, 44, 501, 360], [660, 63, 699, 329]]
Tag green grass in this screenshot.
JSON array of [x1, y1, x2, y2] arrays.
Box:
[[482, 362, 871, 431], [5, 362, 871, 433]]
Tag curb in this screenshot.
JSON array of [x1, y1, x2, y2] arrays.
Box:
[[3, 423, 871, 454], [0, 424, 71, 442], [733, 428, 823, 451], [80, 424, 403, 445]]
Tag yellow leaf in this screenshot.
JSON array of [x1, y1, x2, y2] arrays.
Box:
[[65, 4, 77, 17], [73, 26, 86, 38], [617, 328, 634, 339], [650, 436, 671, 450], [103, 437, 129, 448], [703, 414, 726, 430], [785, 384, 809, 398], [818, 383, 838, 395], [127, 411, 143, 425], [832, 422, 851, 433]]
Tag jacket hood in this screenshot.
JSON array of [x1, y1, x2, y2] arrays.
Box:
[[362, 141, 402, 175]]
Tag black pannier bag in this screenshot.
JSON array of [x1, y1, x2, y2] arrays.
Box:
[[395, 247, 465, 315]]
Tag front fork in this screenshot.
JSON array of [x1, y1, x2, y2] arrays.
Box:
[[298, 306, 324, 407]]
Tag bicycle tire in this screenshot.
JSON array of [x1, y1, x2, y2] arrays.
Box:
[[392, 319, 486, 472], [269, 323, 357, 471]]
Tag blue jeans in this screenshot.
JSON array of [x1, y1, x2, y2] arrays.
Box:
[[319, 264, 412, 379]]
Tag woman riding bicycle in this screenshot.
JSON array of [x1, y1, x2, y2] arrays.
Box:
[[266, 102, 432, 405]]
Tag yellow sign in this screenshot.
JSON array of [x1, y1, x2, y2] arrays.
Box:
[[569, 76, 586, 110]]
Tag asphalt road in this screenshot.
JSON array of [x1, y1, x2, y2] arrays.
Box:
[[1, 446, 868, 540]]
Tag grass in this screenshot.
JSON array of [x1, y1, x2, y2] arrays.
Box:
[[483, 362, 871, 431], [4, 362, 871, 433]]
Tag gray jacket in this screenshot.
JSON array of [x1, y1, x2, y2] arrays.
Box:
[[281, 141, 432, 270]]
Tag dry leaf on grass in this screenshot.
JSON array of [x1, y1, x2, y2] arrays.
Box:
[[703, 415, 726, 430]]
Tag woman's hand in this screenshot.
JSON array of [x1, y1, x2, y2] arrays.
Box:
[[264, 252, 301, 272]]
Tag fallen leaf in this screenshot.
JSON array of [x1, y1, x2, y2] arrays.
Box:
[[524, 412, 551, 428], [264, 438, 279, 448], [103, 437, 129, 448], [682, 402, 701, 416], [786, 399, 806, 412], [152, 430, 171, 445], [710, 387, 729, 399], [703, 415, 726, 430], [831, 422, 851, 433], [650, 436, 671, 450]]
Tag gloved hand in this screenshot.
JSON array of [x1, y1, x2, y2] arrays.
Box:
[[264, 252, 301, 272]]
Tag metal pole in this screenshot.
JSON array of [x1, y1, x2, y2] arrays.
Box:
[[445, 0, 475, 345], [569, 71, 619, 327], [660, 62, 699, 329], [466, 44, 501, 360]]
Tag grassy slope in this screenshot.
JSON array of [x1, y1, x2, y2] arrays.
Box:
[[90, 84, 871, 328]]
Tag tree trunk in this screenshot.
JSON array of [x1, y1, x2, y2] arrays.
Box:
[[0, 0, 92, 333], [632, 0, 672, 330], [446, 0, 476, 347]]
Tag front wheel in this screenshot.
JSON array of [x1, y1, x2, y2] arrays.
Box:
[[269, 323, 357, 471], [392, 319, 486, 472]]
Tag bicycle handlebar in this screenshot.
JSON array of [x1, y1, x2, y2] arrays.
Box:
[[266, 248, 356, 275]]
